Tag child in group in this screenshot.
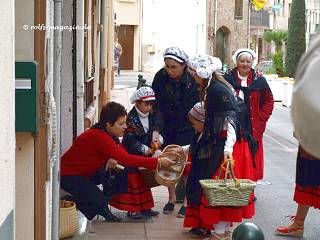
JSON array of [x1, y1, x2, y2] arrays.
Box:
[[109, 86, 163, 219], [181, 102, 212, 237]]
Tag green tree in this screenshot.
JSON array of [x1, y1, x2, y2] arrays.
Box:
[[263, 30, 288, 76], [285, 0, 306, 78], [272, 51, 284, 76], [263, 30, 287, 52]]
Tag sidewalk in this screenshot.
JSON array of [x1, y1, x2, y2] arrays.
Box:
[[87, 186, 193, 240]]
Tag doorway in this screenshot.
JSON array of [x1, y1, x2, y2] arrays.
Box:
[[117, 25, 134, 70], [215, 26, 231, 65]]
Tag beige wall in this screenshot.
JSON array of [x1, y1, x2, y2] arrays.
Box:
[[15, 0, 34, 60], [14, 0, 35, 239], [142, 0, 206, 72], [15, 133, 35, 240], [114, 0, 140, 25]]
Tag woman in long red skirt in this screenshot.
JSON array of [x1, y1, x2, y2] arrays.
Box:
[[183, 54, 255, 240]]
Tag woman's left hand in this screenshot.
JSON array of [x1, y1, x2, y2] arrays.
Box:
[[106, 158, 118, 170]]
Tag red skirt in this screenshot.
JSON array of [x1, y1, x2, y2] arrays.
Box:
[[252, 139, 264, 181], [109, 171, 154, 212], [294, 184, 320, 209], [184, 139, 255, 229]]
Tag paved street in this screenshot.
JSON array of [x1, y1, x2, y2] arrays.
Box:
[[73, 72, 320, 240], [252, 104, 319, 240]]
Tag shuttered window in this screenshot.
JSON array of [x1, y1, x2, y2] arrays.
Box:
[[235, 0, 243, 19]]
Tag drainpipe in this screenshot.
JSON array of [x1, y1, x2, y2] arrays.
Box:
[[139, 0, 143, 71], [72, 0, 78, 140], [214, 0, 217, 36], [76, 0, 85, 134], [247, 0, 251, 48], [107, 0, 114, 98], [52, 0, 62, 239], [100, 0, 107, 107]]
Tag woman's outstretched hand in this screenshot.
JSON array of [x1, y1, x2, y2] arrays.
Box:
[[157, 156, 176, 168]]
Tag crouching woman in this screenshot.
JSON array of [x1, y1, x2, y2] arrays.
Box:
[[60, 102, 175, 222]]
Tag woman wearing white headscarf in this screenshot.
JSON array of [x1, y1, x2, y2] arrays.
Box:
[[152, 47, 200, 217], [184, 55, 255, 240], [225, 48, 274, 182]]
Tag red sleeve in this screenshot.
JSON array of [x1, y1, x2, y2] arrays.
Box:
[[259, 88, 274, 122], [96, 131, 158, 169]]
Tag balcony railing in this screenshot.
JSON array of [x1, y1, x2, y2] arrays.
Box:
[[251, 10, 270, 28]]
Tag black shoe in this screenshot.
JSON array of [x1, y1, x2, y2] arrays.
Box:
[[177, 206, 186, 218], [163, 202, 175, 214], [127, 211, 143, 219], [141, 209, 159, 217], [99, 207, 121, 222], [189, 228, 211, 237]]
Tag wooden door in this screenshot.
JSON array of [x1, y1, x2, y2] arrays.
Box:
[[118, 25, 134, 70]]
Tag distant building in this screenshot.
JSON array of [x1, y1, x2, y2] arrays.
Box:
[[250, 0, 292, 62], [141, 0, 206, 72], [207, 0, 250, 68], [250, 0, 320, 62], [306, 0, 320, 46], [114, 0, 143, 71]]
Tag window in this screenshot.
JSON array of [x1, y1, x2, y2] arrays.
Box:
[[235, 0, 243, 19]]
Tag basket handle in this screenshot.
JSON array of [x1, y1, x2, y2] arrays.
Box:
[[217, 155, 238, 184]]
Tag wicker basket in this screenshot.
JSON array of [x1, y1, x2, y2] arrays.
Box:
[[199, 157, 256, 207], [155, 144, 188, 187], [59, 200, 79, 239]]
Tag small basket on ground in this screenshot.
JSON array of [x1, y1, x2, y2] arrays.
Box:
[[199, 157, 256, 207], [155, 144, 188, 187], [59, 200, 79, 239]]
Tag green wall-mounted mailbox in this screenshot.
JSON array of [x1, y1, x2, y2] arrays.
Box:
[[15, 61, 38, 133]]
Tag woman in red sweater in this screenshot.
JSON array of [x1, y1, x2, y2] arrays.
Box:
[[60, 102, 175, 221]]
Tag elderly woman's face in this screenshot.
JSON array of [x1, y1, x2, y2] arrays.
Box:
[[106, 115, 127, 137], [237, 55, 253, 76], [164, 58, 185, 80]]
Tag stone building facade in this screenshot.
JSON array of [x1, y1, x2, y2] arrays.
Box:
[[207, 0, 250, 68]]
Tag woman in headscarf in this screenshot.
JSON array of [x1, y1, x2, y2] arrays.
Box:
[[152, 47, 200, 217], [224, 48, 274, 182], [184, 55, 255, 240], [60, 102, 176, 222]]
